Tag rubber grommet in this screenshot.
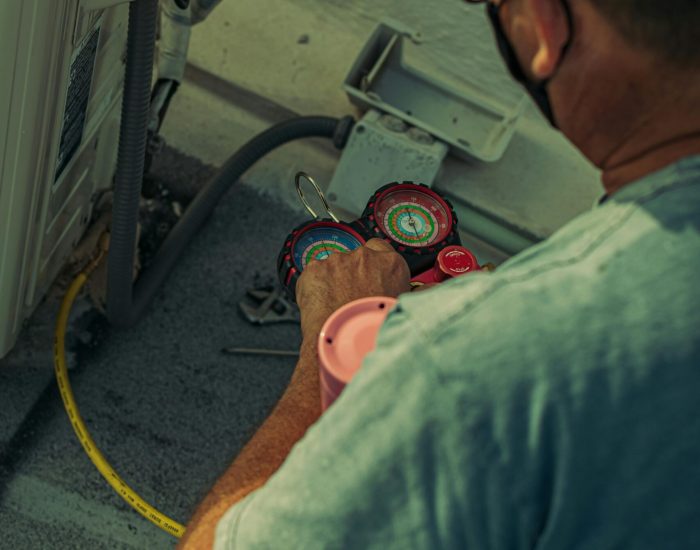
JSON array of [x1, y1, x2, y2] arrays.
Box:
[[333, 115, 356, 150]]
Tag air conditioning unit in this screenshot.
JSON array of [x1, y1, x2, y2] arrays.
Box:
[[0, 0, 129, 358]]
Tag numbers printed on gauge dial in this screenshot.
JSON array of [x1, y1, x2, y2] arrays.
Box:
[[373, 187, 451, 247], [292, 225, 364, 269]]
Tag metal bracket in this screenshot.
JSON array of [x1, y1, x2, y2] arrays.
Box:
[[343, 21, 524, 162]]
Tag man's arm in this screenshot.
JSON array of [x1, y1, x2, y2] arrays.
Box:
[[177, 338, 321, 549], [179, 239, 411, 549]]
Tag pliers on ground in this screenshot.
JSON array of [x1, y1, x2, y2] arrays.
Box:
[[238, 286, 300, 325]]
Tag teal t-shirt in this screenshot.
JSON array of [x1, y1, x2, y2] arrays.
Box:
[[215, 156, 700, 549]]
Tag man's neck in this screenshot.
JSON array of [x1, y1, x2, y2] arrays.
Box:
[[583, 77, 700, 195], [552, 9, 700, 197], [593, 60, 700, 195], [601, 133, 700, 195]]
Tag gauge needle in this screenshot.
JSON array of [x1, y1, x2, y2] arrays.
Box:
[[405, 208, 420, 239], [322, 241, 332, 259]]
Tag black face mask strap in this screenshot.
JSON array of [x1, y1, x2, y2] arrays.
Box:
[[486, 0, 573, 127]]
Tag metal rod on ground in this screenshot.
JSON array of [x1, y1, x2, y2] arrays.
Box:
[[222, 347, 299, 357]]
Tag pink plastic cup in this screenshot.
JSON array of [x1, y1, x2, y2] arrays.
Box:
[[317, 296, 397, 411]]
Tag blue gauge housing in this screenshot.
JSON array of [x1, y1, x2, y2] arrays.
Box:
[[278, 220, 368, 301], [292, 225, 364, 270]]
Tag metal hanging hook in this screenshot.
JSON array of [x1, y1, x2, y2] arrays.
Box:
[[295, 171, 340, 223]]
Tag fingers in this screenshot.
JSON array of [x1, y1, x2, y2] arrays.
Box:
[[410, 282, 438, 293], [364, 238, 394, 252]]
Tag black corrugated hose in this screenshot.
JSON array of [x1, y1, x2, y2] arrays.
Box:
[[107, 0, 354, 327]]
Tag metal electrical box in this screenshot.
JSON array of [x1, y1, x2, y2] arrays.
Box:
[[343, 22, 526, 163], [0, 1, 129, 358]]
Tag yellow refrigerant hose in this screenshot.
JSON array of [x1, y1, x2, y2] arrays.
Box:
[[53, 248, 186, 538]]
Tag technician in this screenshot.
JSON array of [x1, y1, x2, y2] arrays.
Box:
[[181, 0, 700, 548]]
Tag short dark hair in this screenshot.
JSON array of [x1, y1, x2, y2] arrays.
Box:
[[588, 0, 700, 66]]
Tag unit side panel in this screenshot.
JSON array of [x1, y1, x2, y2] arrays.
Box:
[[0, 1, 127, 359], [0, 0, 68, 358], [34, 3, 127, 303]]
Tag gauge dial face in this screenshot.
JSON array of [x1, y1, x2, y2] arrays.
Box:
[[292, 225, 363, 270], [374, 188, 451, 247]]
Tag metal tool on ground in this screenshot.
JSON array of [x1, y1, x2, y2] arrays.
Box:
[[239, 286, 300, 325], [222, 347, 299, 357], [278, 174, 482, 300]]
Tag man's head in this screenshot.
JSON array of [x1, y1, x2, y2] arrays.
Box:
[[468, 0, 700, 192], [586, 1, 700, 68]]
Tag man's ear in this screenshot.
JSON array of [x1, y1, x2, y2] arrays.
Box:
[[526, 0, 570, 79]]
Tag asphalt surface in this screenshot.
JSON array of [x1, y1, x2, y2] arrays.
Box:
[[0, 146, 308, 548]]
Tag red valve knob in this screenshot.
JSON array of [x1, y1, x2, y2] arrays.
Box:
[[433, 245, 480, 282], [410, 245, 480, 286]]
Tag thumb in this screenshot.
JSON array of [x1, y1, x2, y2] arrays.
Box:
[[364, 238, 394, 252]]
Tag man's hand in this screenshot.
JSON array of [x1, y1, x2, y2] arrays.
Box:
[[296, 238, 411, 344], [180, 241, 409, 548], [179, 240, 410, 549]]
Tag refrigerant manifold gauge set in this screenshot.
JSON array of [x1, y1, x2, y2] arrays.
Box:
[[277, 173, 482, 300]]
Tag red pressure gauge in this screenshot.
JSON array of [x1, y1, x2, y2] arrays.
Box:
[[278, 175, 480, 301], [360, 182, 461, 274]]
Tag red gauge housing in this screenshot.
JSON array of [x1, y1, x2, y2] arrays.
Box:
[[360, 181, 461, 275]]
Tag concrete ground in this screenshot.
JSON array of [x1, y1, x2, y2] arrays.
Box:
[[0, 149, 309, 548], [0, 0, 603, 548]]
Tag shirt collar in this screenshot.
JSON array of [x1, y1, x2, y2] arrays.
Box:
[[603, 154, 700, 205]]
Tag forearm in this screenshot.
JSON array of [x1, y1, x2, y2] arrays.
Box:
[[178, 340, 321, 549], [179, 238, 410, 549]]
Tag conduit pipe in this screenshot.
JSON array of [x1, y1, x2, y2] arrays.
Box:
[[107, 0, 353, 327]]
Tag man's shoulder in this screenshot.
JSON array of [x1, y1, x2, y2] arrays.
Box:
[[376, 160, 700, 517], [396, 155, 700, 392]]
